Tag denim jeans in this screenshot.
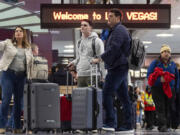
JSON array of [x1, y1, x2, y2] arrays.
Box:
[[0, 70, 26, 129], [6, 97, 24, 128], [131, 102, 137, 128], [136, 109, 143, 124], [103, 69, 132, 128]]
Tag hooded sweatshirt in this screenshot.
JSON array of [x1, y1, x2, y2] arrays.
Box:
[[72, 32, 105, 77]]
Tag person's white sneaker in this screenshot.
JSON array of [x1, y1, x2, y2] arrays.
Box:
[[74, 130, 84, 133], [102, 126, 115, 132], [115, 128, 134, 133], [92, 129, 98, 133]]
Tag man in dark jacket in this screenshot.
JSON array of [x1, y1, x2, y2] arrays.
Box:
[[92, 9, 133, 133]]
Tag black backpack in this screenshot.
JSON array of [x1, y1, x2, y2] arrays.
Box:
[[128, 36, 146, 70]]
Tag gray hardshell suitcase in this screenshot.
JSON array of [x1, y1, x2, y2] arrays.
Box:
[[71, 64, 103, 130], [24, 83, 60, 131]]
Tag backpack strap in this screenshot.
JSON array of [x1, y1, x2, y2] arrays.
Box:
[[77, 38, 97, 57], [92, 37, 97, 57], [77, 39, 82, 49]]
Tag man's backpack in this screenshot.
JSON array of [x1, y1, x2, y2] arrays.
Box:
[[128, 36, 146, 70], [31, 56, 48, 81]]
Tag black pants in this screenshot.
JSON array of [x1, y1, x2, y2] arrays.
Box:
[[151, 86, 176, 129], [145, 111, 154, 128]]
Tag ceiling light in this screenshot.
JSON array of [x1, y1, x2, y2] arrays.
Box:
[[64, 45, 74, 48], [63, 49, 74, 53], [142, 41, 152, 44], [156, 34, 174, 37], [62, 54, 74, 57], [177, 17, 180, 20], [32, 34, 39, 37], [171, 25, 180, 28]]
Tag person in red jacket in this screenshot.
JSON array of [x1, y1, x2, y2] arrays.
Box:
[[144, 86, 156, 130], [147, 45, 179, 132]]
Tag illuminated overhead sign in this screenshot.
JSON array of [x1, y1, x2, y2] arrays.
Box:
[[40, 4, 170, 29]]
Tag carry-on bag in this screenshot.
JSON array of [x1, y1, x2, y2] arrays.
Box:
[[60, 70, 72, 131], [31, 56, 48, 82], [24, 82, 60, 132], [71, 64, 103, 131]]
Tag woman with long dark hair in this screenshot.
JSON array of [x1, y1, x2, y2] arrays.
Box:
[[0, 26, 33, 134]]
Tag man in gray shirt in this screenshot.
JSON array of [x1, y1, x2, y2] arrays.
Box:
[[68, 19, 104, 87]]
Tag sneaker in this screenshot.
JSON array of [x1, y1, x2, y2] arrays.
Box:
[[136, 123, 141, 129], [74, 130, 84, 133], [115, 127, 134, 133], [91, 129, 98, 133], [102, 126, 115, 132]]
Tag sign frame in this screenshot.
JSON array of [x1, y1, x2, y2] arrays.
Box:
[[40, 4, 171, 29]]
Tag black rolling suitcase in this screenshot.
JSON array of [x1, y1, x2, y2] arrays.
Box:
[[24, 82, 60, 133], [71, 64, 103, 131]]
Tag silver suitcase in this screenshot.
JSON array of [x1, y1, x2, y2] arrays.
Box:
[[71, 64, 103, 130], [24, 83, 60, 131]]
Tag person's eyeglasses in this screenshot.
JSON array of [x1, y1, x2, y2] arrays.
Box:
[[81, 24, 88, 27]]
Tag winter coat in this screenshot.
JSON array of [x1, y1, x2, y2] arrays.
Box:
[[147, 59, 179, 93], [101, 22, 131, 71]]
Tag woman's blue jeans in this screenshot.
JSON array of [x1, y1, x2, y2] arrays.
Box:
[[0, 70, 26, 129], [6, 97, 24, 128], [136, 109, 143, 124]]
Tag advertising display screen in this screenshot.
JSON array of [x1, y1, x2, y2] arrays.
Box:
[[41, 4, 170, 29]]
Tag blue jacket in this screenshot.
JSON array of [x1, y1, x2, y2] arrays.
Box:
[[101, 22, 131, 70], [147, 59, 179, 92]]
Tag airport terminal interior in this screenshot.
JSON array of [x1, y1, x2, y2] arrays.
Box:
[[1, 0, 180, 134]]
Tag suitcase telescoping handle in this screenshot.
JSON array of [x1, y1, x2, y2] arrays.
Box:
[[90, 63, 99, 88], [66, 70, 69, 94], [66, 69, 73, 95]]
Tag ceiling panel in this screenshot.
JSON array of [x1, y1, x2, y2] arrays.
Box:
[[0, 1, 48, 33], [0, 2, 11, 10], [0, 7, 30, 19]]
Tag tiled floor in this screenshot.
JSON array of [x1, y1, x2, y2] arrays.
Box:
[[2, 128, 180, 135]]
